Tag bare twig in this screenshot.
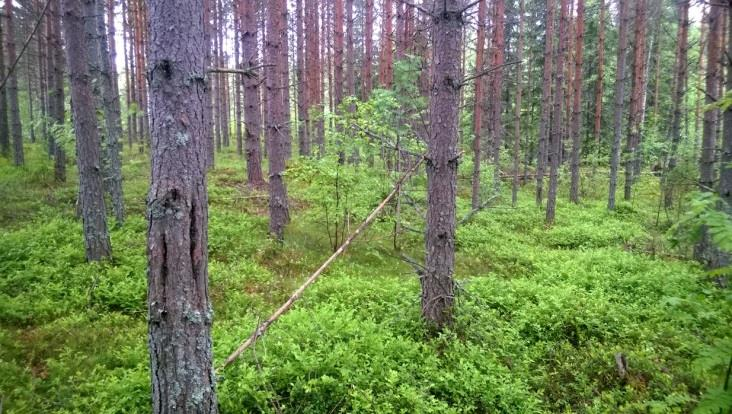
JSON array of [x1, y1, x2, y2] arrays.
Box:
[[207, 64, 273, 78], [458, 194, 499, 226], [460, 60, 522, 86], [220, 155, 426, 370], [0, 0, 52, 91]]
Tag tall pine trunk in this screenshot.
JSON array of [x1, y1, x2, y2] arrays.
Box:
[[266, 0, 290, 240], [546, 0, 569, 225], [624, 0, 647, 201], [5, 0, 24, 166], [470, 0, 487, 210], [511, 0, 525, 207], [568, 0, 584, 203], [536, 0, 556, 205], [422, 0, 463, 331], [61, 0, 112, 261], [608, 0, 630, 211], [145, 0, 218, 410], [241, 0, 265, 188]]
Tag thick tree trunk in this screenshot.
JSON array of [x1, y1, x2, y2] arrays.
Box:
[[536, 0, 556, 205], [568, 0, 584, 203], [695, 1, 723, 265], [470, 0, 487, 210], [624, 0, 647, 201], [266, 0, 290, 240], [5, 0, 24, 166], [422, 0, 463, 331], [362, 0, 373, 100], [511, 0, 525, 207], [546, 0, 569, 225], [145, 0, 218, 411], [61, 0, 112, 261], [241, 0, 265, 188], [608, 0, 630, 211]]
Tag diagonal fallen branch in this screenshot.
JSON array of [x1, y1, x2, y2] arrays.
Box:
[[220, 155, 426, 370]]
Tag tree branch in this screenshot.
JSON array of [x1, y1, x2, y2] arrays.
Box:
[[460, 60, 522, 86], [0, 0, 52, 91]]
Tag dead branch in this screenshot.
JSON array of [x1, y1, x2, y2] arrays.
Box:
[[220, 155, 426, 370], [458, 195, 499, 226], [460, 60, 522, 86]]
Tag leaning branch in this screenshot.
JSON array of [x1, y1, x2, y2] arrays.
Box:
[[0, 0, 52, 91], [207, 64, 273, 78], [220, 155, 426, 370], [460, 60, 521, 86], [458, 195, 499, 226]]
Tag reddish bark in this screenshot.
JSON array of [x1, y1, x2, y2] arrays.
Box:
[[378, 0, 393, 88], [471, 0, 487, 210], [536, 0, 556, 205], [362, 0, 373, 99], [569, 0, 585, 203], [624, 0, 647, 201]]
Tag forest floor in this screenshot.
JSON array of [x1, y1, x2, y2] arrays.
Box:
[[0, 146, 730, 413]]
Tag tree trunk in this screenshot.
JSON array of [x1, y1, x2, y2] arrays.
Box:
[[608, 0, 630, 211], [145, 0, 218, 411], [568, 0, 584, 203], [422, 0, 463, 331], [362, 0, 373, 100], [266, 0, 290, 240], [233, 1, 243, 156], [695, 0, 723, 265], [490, 0, 505, 193], [536, 0, 556, 205], [5, 0, 24, 166], [591, 0, 605, 176], [663, 0, 689, 208], [95, 0, 125, 226], [295, 0, 309, 156], [718, 0, 732, 254], [511, 0, 525, 207], [306, 0, 323, 155], [61, 0, 112, 261], [0, 9, 9, 158], [470, 0, 487, 210], [624, 0, 647, 201], [49, 0, 66, 182], [546, 0, 569, 225], [379, 0, 393, 88], [241, 0, 265, 188]]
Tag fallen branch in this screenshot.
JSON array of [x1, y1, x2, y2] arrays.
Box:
[[220, 155, 426, 370]]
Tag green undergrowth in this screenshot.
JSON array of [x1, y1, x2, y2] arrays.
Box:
[[0, 145, 729, 413]]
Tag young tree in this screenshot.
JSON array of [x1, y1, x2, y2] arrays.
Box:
[[266, 0, 290, 240], [145, 0, 219, 410], [536, 0, 556, 205], [422, 0, 463, 331], [5, 0, 24, 166], [568, 0, 584, 203], [241, 0, 265, 188], [608, 0, 630, 211], [61, 0, 112, 261], [546, 0, 569, 225], [471, 0, 487, 210]]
